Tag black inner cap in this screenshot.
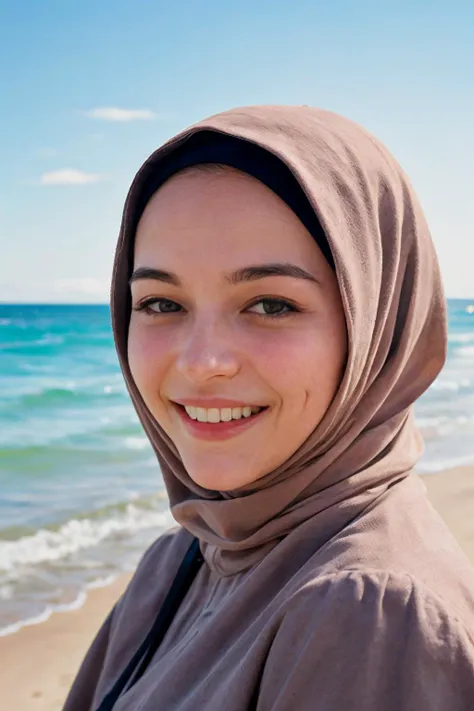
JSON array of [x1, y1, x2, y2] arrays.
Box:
[[133, 131, 334, 270]]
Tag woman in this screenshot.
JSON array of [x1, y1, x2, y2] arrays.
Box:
[[63, 105, 474, 710]]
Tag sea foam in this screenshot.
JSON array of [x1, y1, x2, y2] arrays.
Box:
[[0, 504, 173, 572]]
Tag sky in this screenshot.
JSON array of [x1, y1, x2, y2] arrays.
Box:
[[0, 0, 473, 303]]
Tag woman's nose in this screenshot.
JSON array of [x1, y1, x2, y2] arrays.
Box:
[[175, 318, 241, 383]]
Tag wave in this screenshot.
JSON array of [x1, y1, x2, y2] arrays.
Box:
[[0, 371, 125, 400], [0, 572, 122, 638], [19, 386, 86, 406], [12, 383, 124, 408], [0, 589, 88, 638], [449, 332, 474, 344], [429, 378, 472, 393], [416, 415, 474, 442], [0, 334, 65, 350], [416, 414, 472, 429], [0, 498, 172, 572], [417, 452, 474, 474], [0, 494, 171, 638], [124, 436, 150, 450], [0, 408, 141, 451], [0, 441, 103, 462], [458, 345, 474, 358]]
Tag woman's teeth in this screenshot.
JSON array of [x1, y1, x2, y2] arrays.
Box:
[[183, 405, 263, 423]]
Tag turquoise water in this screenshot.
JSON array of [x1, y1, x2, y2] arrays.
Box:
[[1, 301, 473, 634]]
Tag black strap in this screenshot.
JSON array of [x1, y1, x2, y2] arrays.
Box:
[[95, 537, 203, 711]]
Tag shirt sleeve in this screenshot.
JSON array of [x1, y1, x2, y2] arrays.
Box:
[[256, 571, 474, 711]]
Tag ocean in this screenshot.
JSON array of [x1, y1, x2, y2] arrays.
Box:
[[1, 301, 473, 636]]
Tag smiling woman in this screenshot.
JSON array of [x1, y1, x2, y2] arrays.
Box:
[[127, 165, 346, 491], [63, 106, 474, 711]]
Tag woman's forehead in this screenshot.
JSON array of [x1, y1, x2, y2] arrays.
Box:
[[137, 167, 286, 229], [133, 169, 330, 278]]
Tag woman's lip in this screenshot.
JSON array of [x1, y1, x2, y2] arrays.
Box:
[[172, 398, 266, 409]]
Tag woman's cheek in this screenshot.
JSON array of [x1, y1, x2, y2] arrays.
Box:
[[128, 322, 175, 389], [253, 328, 342, 417], [247, 327, 321, 377]]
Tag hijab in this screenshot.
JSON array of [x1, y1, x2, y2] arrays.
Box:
[[110, 104, 447, 576]]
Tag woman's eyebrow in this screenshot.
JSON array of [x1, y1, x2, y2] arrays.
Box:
[[129, 263, 321, 287], [227, 263, 321, 285], [129, 267, 180, 286]]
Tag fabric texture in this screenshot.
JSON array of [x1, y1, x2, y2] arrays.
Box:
[[62, 105, 474, 711]]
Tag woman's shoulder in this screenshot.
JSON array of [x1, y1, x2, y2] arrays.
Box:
[[281, 567, 474, 675], [287, 567, 473, 632], [260, 569, 474, 709], [306, 474, 474, 627]]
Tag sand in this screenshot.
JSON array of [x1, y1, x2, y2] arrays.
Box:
[[0, 576, 132, 711], [1, 467, 473, 711]]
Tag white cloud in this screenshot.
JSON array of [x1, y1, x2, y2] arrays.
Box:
[[86, 107, 156, 122], [54, 278, 110, 296], [40, 169, 104, 186]]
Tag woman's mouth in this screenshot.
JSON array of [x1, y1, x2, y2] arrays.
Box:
[[171, 402, 269, 440], [184, 404, 263, 422]]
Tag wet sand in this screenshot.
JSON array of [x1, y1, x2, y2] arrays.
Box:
[[1, 467, 473, 711]]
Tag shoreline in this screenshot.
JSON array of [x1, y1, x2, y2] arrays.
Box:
[[1, 466, 473, 710], [0, 574, 132, 711], [0, 577, 116, 639]]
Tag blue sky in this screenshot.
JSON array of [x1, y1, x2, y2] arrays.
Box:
[[1, 0, 473, 302]]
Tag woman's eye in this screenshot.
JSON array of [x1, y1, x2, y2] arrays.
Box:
[[134, 298, 182, 314], [247, 298, 298, 318], [133, 297, 299, 319]]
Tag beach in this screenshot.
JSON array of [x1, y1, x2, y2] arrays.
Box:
[[1, 466, 473, 710], [0, 575, 131, 711]]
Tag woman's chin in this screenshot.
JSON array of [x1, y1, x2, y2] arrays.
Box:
[[188, 471, 253, 493], [183, 457, 263, 493]]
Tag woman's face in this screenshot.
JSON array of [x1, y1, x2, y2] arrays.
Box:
[[128, 167, 347, 491]]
